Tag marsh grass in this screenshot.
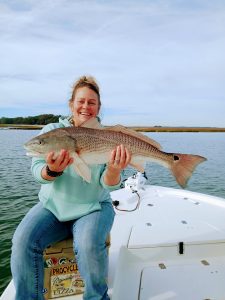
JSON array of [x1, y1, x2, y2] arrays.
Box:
[[1, 124, 225, 132]]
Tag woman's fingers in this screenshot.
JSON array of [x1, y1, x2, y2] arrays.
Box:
[[46, 151, 55, 164], [46, 149, 73, 172], [109, 145, 131, 170], [115, 145, 122, 164], [109, 148, 117, 165]]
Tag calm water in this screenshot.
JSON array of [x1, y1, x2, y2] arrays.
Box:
[[0, 130, 225, 294]]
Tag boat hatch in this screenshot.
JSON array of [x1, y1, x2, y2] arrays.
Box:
[[128, 220, 225, 249], [139, 263, 225, 299]]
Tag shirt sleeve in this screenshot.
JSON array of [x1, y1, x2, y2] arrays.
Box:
[[30, 123, 58, 184], [100, 167, 125, 191], [31, 158, 51, 184]]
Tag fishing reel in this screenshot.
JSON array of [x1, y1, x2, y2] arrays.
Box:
[[124, 172, 148, 192], [112, 172, 148, 211]]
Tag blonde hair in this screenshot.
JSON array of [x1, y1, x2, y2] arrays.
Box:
[[69, 75, 101, 109]]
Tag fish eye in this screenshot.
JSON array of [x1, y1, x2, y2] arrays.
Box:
[[38, 139, 44, 145], [173, 155, 179, 161]]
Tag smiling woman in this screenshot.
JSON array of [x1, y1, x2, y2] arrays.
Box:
[[69, 76, 101, 126], [10, 75, 131, 300]]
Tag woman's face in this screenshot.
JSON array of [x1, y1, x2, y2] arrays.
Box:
[[71, 87, 100, 126]]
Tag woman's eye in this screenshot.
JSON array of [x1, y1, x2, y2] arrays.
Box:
[[78, 100, 84, 104]]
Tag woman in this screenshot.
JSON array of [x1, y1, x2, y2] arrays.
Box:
[[11, 76, 131, 300]]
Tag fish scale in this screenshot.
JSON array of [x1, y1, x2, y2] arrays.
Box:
[[69, 127, 159, 157]]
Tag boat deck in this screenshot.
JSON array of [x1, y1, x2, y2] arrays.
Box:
[[1, 184, 225, 299], [109, 186, 225, 299]]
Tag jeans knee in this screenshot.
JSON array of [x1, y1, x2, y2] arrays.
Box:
[[12, 224, 25, 250], [12, 221, 45, 260], [75, 235, 108, 261], [12, 227, 32, 261]]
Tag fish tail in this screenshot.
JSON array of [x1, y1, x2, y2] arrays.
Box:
[[170, 153, 207, 188]]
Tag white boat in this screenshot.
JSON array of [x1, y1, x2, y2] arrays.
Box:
[[1, 173, 225, 300]]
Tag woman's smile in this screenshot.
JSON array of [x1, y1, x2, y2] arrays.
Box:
[[71, 86, 100, 126]]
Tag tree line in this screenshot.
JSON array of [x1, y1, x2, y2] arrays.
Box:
[[0, 114, 62, 125]]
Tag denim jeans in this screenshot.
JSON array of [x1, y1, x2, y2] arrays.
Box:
[[11, 201, 115, 300]]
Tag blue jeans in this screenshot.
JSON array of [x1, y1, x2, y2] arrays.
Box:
[[11, 201, 115, 300]]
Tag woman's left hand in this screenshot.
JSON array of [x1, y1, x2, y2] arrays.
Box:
[[108, 144, 131, 172], [104, 144, 131, 186]]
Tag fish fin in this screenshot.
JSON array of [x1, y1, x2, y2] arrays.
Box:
[[80, 117, 104, 129], [170, 153, 207, 188], [107, 125, 161, 150], [129, 156, 146, 173], [129, 162, 145, 173], [72, 152, 92, 182]]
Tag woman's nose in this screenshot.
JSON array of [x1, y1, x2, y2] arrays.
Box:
[[82, 101, 88, 108]]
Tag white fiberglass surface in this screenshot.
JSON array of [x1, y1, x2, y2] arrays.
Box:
[[139, 262, 225, 300]]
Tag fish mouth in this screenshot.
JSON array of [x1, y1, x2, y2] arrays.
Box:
[[26, 151, 41, 157], [24, 145, 43, 157]]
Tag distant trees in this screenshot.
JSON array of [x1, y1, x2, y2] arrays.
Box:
[[0, 114, 61, 125]]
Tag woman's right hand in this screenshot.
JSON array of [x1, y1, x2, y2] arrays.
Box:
[[46, 149, 74, 173], [42, 149, 74, 180]]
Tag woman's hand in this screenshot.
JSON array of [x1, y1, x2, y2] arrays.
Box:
[[46, 149, 74, 172], [108, 144, 131, 172], [104, 144, 131, 186], [42, 149, 74, 180]]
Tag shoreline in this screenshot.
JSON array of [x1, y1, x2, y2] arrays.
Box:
[[0, 124, 225, 132], [0, 124, 43, 130], [129, 126, 225, 132]]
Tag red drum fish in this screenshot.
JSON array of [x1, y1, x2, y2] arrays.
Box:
[[24, 118, 206, 188]]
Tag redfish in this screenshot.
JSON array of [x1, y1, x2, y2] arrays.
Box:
[[24, 118, 206, 188]]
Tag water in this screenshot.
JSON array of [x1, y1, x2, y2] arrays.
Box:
[[0, 130, 225, 295]]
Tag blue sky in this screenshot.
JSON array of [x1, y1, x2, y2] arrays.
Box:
[[0, 0, 225, 126]]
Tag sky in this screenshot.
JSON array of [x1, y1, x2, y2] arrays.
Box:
[[0, 0, 225, 127]]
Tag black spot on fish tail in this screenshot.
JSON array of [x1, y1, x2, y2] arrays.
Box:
[[173, 155, 180, 161]]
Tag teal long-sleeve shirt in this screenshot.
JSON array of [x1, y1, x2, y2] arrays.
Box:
[[31, 117, 122, 221]]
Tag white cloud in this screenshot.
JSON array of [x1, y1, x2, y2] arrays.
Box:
[[0, 0, 225, 126]]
